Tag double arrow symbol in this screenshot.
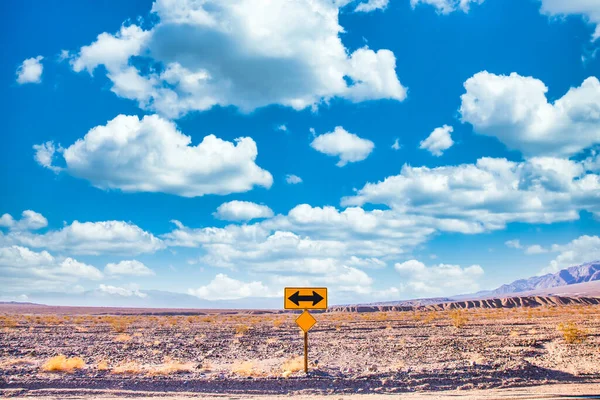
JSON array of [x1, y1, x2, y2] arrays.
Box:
[[288, 290, 324, 306]]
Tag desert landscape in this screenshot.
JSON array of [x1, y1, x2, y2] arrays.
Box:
[[1, 299, 600, 399]]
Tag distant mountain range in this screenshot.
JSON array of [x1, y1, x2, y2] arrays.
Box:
[[473, 261, 600, 298], [6, 261, 600, 310]]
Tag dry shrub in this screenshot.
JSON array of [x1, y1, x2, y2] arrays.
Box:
[[41, 355, 85, 373], [97, 360, 109, 371], [449, 310, 468, 328], [272, 319, 284, 328], [557, 322, 589, 344], [111, 361, 142, 374], [105, 317, 129, 333], [148, 358, 194, 376], [235, 325, 250, 336], [422, 313, 436, 324], [281, 356, 304, 378], [0, 315, 18, 328], [232, 361, 263, 377], [114, 334, 132, 342]]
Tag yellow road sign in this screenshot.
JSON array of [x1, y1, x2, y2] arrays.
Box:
[[284, 287, 327, 310], [296, 310, 317, 333]]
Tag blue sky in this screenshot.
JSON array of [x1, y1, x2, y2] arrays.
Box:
[[2, 0, 600, 307]]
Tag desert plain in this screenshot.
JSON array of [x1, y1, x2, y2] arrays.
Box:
[[1, 301, 600, 399]]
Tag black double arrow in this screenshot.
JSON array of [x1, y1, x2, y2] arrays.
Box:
[[288, 290, 324, 306]]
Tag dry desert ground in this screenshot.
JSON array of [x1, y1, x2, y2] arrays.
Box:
[[1, 303, 600, 398]]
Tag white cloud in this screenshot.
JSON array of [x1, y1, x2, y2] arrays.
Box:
[[505, 239, 522, 249], [311, 126, 374, 166], [542, 235, 600, 274], [286, 174, 303, 184], [214, 201, 274, 221], [419, 125, 454, 156], [188, 273, 273, 300], [98, 284, 147, 298], [68, 0, 407, 118], [16, 56, 44, 84], [391, 138, 401, 150], [35, 114, 273, 197], [33, 142, 63, 173], [105, 260, 155, 277], [355, 0, 389, 13], [0, 210, 48, 231], [539, 0, 600, 42], [71, 25, 151, 74], [460, 72, 600, 157], [525, 244, 548, 255], [394, 259, 484, 295], [342, 156, 600, 231], [277, 124, 288, 132], [0, 246, 103, 293], [2, 215, 164, 256], [410, 0, 484, 14]]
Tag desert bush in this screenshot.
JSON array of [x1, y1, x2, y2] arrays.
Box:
[[41, 355, 85, 373], [281, 356, 304, 378], [104, 317, 129, 333], [97, 360, 109, 371], [235, 325, 250, 336], [111, 361, 142, 374], [232, 361, 263, 377], [557, 322, 589, 344], [148, 358, 194, 376], [449, 310, 468, 328], [0, 315, 18, 328]]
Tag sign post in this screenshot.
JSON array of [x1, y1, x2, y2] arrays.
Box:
[[284, 287, 328, 374]]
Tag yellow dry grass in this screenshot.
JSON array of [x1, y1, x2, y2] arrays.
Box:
[[448, 310, 468, 328], [147, 358, 195, 376], [231, 360, 263, 377], [557, 322, 589, 344], [111, 361, 142, 374], [281, 356, 304, 378], [41, 355, 85, 373], [97, 360, 109, 371]]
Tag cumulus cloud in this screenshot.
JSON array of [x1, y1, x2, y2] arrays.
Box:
[[539, 0, 600, 42], [525, 244, 548, 255], [16, 56, 44, 84], [285, 174, 303, 184], [342, 156, 600, 231], [542, 235, 600, 274], [419, 125, 454, 156], [0, 246, 103, 293], [410, 0, 484, 14], [213, 201, 274, 221], [311, 126, 374, 166], [33, 142, 63, 173], [0, 210, 48, 231], [188, 273, 273, 300], [355, 0, 389, 12], [1, 213, 163, 256], [394, 259, 484, 295], [68, 0, 407, 118], [460, 72, 600, 157], [105, 260, 155, 277], [98, 284, 147, 298], [35, 114, 273, 197], [391, 138, 401, 150]]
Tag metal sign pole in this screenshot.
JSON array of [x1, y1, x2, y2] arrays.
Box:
[[303, 329, 308, 374]]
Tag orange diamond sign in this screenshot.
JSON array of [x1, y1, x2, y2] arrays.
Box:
[[295, 310, 317, 333]]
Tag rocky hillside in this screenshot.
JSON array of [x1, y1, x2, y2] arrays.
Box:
[[328, 295, 600, 312], [477, 261, 600, 297]]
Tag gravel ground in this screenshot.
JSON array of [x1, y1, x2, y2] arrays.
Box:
[[1, 305, 599, 396]]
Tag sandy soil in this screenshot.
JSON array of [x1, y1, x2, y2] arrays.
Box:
[[1, 304, 599, 397]]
